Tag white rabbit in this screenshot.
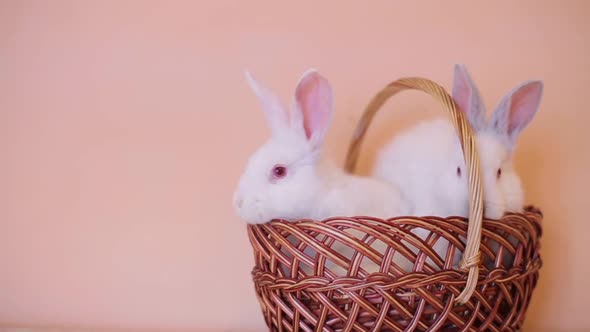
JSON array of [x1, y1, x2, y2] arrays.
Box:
[[373, 64, 543, 268], [233, 69, 411, 274]]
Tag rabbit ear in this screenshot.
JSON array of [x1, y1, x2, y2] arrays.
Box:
[[293, 69, 333, 149], [488, 80, 543, 147], [245, 71, 290, 136], [452, 64, 486, 132]]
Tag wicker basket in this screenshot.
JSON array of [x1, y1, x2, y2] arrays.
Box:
[[246, 77, 543, 332]]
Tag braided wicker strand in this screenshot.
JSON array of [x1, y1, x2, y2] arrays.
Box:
[[343, 77, 484, 304]]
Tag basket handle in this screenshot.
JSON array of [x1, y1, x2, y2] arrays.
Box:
[[344, 77, 484, 304]]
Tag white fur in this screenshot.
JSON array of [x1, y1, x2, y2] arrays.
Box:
[[374, 119, 525, 220], [233, 137, 409, 223], [373, 64, 543, 268], [234, 70, 412, 274], [234, 72, 409, 224]]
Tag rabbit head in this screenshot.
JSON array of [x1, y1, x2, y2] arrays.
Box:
[[233, 69, 334, 224], [446, 64, 544, 219]]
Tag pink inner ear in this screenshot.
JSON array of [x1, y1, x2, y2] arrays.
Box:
[[453, 75, 471, 116], [508, 82, 542, 134], [295, 73, 332, 141]]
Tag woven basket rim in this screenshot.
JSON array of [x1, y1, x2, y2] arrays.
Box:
[[258, 205, 542, 226]]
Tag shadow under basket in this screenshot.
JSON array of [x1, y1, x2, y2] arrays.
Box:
[[246, 77, 543, 332]]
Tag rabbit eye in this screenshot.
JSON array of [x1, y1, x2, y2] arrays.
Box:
[[497, 168, 502, 179], [271, 165, 287, 180], [456, 166, 462, 178]]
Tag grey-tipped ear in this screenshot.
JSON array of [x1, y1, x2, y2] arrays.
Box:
[[244, 71, 290, 136], [452, 64, 486, 132], [488, 80, 543, 147]]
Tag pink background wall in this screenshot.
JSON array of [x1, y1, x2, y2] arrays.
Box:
[[1, 1, 589, 331]]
